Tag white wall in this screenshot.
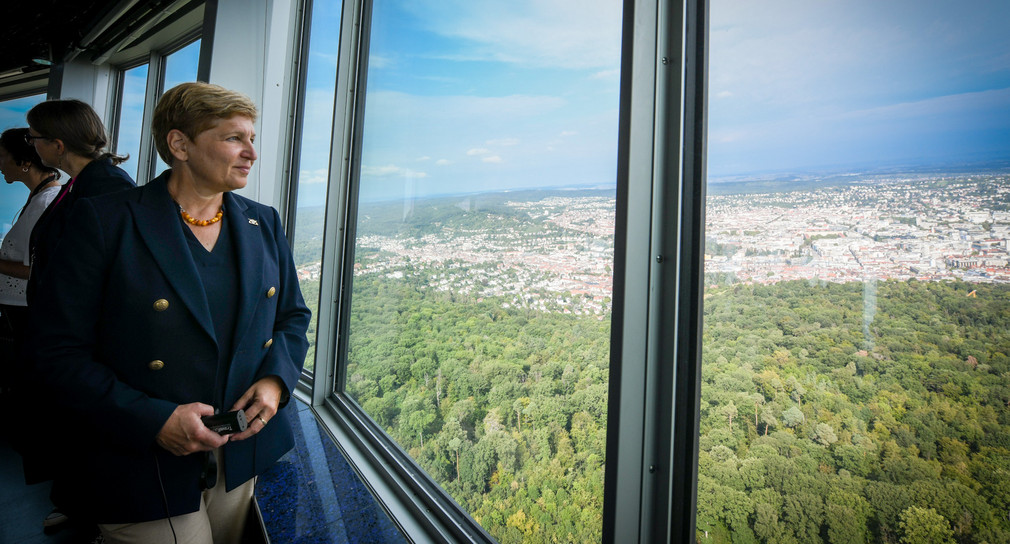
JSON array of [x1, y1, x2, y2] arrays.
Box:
[[53, 59, 114, 125], [207, 0, 301, 212]]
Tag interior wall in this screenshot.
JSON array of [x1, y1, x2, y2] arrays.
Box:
[[50, 59, 114, 127], [207, 0, 301, 212]]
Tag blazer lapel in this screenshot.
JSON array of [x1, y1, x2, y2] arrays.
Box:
[[129, 175, 216, 342], [225, 192, 264, 351]]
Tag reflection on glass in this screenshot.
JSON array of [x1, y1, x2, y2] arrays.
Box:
[[0, 94, 46, 237], [292, 0, 341, 375], [155, 40, 201, 176], [699, 1, 1010, 543], [344, 1, 621, 541], [116, 64, 149, 182]]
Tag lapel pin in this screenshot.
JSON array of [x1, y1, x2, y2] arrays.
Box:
[[248, 218, 259, 226]]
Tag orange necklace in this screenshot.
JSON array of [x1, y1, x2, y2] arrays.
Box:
[[179, 205, 224, 227]]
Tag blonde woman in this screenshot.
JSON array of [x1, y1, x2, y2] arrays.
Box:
[[29, 83, 310, 544]]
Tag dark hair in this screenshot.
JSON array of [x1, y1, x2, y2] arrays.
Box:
[[0, 127, 61, 180], [152, 82, 258, 164], [26, 99, 127, 165]]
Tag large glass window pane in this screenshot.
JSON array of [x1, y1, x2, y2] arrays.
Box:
[[0, 94, 46, 238], [155, 40, 201, 176], [699, 1, 1010, 543], [343, 1, 622, 541], [115, 63, 149, 182], [162, 39, 201, 91], [292, 0, 341, 375]]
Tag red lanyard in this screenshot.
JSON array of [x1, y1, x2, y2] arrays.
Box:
[[50, 176, 77, 210]]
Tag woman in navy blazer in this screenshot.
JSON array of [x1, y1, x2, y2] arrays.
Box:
[[29, 83, 310, 543]]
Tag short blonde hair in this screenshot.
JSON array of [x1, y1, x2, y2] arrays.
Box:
[[151, 82, 258, 164]]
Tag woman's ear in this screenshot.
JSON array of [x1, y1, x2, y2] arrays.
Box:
[[167, 129, 189, 163]]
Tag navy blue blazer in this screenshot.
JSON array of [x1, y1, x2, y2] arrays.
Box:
[[27, 157, 135, 304], [29, 172, 310, 523]]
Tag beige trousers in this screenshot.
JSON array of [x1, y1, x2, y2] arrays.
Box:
[[98, 449, 255, 544]]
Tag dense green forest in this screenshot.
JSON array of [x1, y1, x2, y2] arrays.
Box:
[[294, 195, 1010, 543], [345, 274, 609, 543], [342, 272, 1010, 543], [698, 279, 1010, 544]]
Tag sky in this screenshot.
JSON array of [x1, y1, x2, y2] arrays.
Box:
[[294, 0, 623, 206], [6, 0, 1010, 225], [295, 0, 1010, 205], [707, 0, 1010, 179]]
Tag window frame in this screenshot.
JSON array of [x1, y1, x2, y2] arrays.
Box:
[[297, 0, 710, 542], [0, 76, 49, 103], [107, 33, 205, 185], [284, 0, 342, 386], [282, 0, 315, 250], [108, 58, 153, 183]]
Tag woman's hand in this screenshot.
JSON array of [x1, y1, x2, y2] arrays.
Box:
[[155, 402, 230, 455], [228, 376, 285, 441]]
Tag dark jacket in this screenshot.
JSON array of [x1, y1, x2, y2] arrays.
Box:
[[27, 157, 135, 304], [29, 172, 310, 523], [17, 157, 134, 485]]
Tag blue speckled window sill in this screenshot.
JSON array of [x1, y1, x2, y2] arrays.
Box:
[[255, 401, 407, 544]]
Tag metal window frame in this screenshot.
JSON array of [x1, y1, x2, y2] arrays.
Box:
[[107, 59, 152, 183], [300, 0, 710, 542], [281, 0, 315, 248]]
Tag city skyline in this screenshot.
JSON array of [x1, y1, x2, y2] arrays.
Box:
[[289, 173, 1010, 332]]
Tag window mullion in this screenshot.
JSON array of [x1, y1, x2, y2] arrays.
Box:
[[137, 51, 164, 185]]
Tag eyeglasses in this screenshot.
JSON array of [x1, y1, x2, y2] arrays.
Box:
[[24, 132, 50, 145]]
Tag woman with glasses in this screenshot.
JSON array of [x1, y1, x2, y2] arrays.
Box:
[[25, 99, 135, 303], [18, 100, 135, 534], [28, 82, 310, 544]]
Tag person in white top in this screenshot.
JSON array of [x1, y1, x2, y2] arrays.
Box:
[[0, 127, 61, 391]]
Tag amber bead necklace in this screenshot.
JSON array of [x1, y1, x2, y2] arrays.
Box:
[[178, 204, 224, 227]]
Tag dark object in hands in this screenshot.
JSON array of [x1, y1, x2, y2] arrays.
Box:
[[201, 410, 248, 434]]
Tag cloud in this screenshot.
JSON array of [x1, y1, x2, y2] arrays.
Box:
[[366, 91, 567, 122], [436, 159, 452, 165], [707, 0, 1010, 176], [486, 137, 520, 146], [309, 51, 339, 69], [352, 91, 576, 183], [403, 0, 622, 70], [710, 129, 746, 144], [482, 156, 503, 163], [298, 168, 329, 184], [708, 86, 1010, 176], [368, 54, 394, 69], [591, 69, 620, 80], [417, 156, 431, 161], [361, 164, 429, 178], [560, 130, 578, 136], [839, 87, 1010, 125], [710, 0, 1010, 115]]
